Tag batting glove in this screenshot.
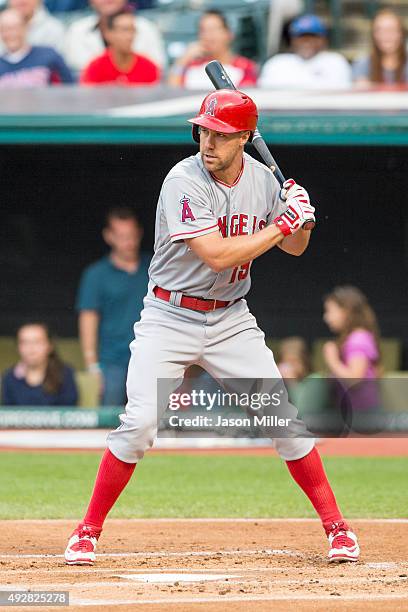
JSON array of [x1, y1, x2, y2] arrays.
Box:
[[274, 179, 316, 236]]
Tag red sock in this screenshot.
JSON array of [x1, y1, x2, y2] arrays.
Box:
[[286, 447, 344, 534], [82, 449, 136, 533]]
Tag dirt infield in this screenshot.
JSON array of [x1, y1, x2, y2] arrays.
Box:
[[1, 436, 408, 456], [0, 519, 407, 612]]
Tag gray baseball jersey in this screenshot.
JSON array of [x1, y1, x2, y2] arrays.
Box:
[[148, 151, 286, 301]]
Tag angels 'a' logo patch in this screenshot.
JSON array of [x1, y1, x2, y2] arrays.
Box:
[[180, 194, 196, 222], [205, 97, 217, 117]]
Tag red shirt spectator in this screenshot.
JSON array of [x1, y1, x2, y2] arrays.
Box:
[[80, 8, 160, 86], [81, 49, 159, 85]]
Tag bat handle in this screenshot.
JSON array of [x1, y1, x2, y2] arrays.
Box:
[[252, 129, 285, 188], [268, 164, 285, 187]]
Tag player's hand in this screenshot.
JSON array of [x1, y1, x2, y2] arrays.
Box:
[[274, 179, 316, 236]]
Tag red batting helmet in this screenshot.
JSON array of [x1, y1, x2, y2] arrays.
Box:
[[188, 89, 258, 143]]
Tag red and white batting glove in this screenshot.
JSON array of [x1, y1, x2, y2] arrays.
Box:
[[274, 179, 316, 236]]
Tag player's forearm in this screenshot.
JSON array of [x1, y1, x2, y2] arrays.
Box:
[[193, 224, 285, 272], [79, 311, 100, 368], [279, 228, 311, 256]]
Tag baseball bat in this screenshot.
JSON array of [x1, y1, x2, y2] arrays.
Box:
[[204, 60, 315, 231]]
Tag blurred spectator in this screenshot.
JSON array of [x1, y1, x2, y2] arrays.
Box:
[[259, 14, 351, 89], [0, 0, 65, 53], [276, 336, 327, 417], [277, 336, 310, 384], [0, 9, 73, 86], [353, 9, 408, 86], [168, 10, 257, 89], [267, 0, 303, 56], [80, 7, 160, 85], [64, 0, 165, 73], [1, 323, 78, 406], [76, 208, 150, 406], [322, 286, 381, 413]]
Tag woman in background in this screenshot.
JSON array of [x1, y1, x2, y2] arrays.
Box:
[[1, 322, 78, 406], [168, 10, 257, 89], [322, 286, 381, 417], [353, 9, 408, 86]]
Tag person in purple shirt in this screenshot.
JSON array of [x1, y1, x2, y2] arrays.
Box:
[[1, 322, 78, 406], [322, 286, 381, 420], [0, 9, 73, 86]]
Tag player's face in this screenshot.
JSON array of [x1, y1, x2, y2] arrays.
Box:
[[103, 218, 142, 261], [373, 13, 403, 55], [323, 299, 348, 333], [17, 325, 52, 368], [199, 127, 249, 173]]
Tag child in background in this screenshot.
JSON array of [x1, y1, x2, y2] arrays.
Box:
[[277, 337, 328, 418], [322, 286, 381, 415], [277, 336, 310, 386]]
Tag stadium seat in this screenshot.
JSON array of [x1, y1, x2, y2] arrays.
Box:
[[155, 10, 200, 62], [380, 371, 408, 412], [265, 337, 281, 358], [75, 371, 100, 407], [0, 337, 17, 372], [55, 338, 84, 370]]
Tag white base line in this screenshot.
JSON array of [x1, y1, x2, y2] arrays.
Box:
[[3, 517, 408, 524], [0, 548, 299, 560], [0, 567, 295, 575], [0, 517, 408, 531], [71, 594, 408, 606]]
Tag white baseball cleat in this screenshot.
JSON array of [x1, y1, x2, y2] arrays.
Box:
[[327, 521, 360, 563], [64, 524, 100, 566]]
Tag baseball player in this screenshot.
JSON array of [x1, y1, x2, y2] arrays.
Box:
[[65, 89, 360, 565]]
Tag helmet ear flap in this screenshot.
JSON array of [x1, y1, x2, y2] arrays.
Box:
[[192, 124, 200, 143]]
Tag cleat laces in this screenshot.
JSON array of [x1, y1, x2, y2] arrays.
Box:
[[329, 522, 354, 548], [76, 526, 98, 552]]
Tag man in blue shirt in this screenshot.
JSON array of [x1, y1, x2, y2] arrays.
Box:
[[76, 208, 150, 406], [0, 9, 73, 86]]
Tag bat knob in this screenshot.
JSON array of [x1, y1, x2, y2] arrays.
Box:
[[302, 220, 316, 231]]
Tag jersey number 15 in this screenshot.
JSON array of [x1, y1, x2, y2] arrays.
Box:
[[229, 262, 251, 284]]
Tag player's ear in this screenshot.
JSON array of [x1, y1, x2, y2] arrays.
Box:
[[240, 131, 251, 146]]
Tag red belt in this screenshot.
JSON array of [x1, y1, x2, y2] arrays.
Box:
[[154, 286, 239, 312]]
